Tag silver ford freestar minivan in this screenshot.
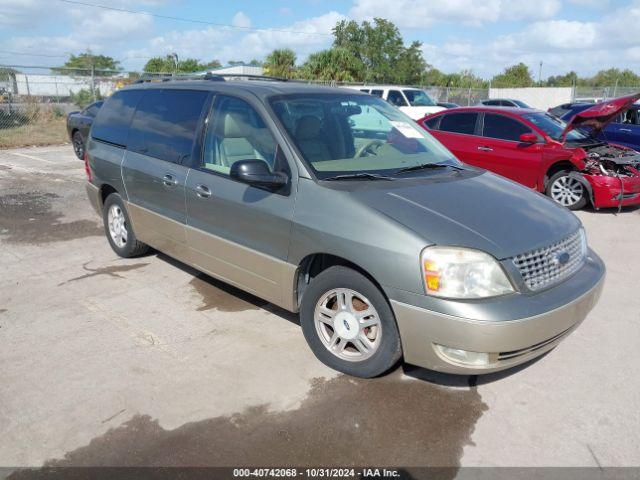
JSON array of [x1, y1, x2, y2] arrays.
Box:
[[84, 77, 605, 378]]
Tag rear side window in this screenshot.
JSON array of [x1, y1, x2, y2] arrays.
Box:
[[128, 89, 208, 163], [370, 89, 383, 98], [91, 90, 144, 147], [439, 112, 478, 135], [84, 102, 101, 117], [422, 116, 441, 130], [483, 114, 531, 141]]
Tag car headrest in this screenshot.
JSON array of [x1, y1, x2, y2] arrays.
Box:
[[222, 111, 250, 138], [295, 115, 322, 140]]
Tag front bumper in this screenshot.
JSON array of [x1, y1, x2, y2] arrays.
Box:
[[391, 252, 605, 375], [587, 174, 640, 208]]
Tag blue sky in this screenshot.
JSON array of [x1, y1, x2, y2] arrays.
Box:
[[0, 0, 638, 79]]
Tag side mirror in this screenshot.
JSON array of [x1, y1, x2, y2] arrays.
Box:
[[519, 133, 538, 144], [230, 160, 288, 188]]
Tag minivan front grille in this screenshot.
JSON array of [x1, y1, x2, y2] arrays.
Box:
[[512, 230, 585, 291]]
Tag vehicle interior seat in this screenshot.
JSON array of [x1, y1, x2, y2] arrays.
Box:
[[218, 111, 265, 167], [295, 115, 333, 162]]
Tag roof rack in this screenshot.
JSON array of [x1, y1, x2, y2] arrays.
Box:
[[203, 72, 289, 82], [132, 72, 294, 85]]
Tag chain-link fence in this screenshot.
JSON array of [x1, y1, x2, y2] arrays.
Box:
[[0, 65, 145, 148], [1, 64, 639, 149]]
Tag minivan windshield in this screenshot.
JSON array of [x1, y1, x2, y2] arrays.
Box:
[[523, 112, 592, 142], [403, 89, 437, 107], [270, 94, 458, 179]]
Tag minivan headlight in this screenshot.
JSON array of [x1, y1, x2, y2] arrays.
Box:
[[421, 246, 514, 299]]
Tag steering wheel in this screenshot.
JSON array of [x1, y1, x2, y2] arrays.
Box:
[[355, 139, 385, 158]]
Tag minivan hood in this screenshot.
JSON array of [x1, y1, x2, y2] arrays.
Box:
[[351, 171, 580, 260], [562, 93, 640, 139]]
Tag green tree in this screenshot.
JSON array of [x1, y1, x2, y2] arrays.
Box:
[[546, 71, 579, 87], [203, 59, 222, 69], [332, 18, 429, 84], [143, 55, 209, 73], [491, 63, 534, 88], [393, 41, 427, 84], [54, 52, 120, 76], [263, 49, 297, 78], [590, 68, 640, 87], [298, 47, 357, 81]]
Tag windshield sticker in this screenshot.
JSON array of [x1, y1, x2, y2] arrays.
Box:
[[390, 121, 422, 139]]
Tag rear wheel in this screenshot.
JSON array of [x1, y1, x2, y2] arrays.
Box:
[[547, 171, 588, 210], [72, 131, 85, 160], [300, 266, 402, 378], [102, 193, 149, 258]]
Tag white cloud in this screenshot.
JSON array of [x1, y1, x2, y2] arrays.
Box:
[[70, 9, 154, 42], [350, 0, 561, 27], [232, 11, 251, 29], [120, 11, 342, 69]]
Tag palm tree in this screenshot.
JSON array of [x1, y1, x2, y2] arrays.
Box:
[[263, 49, 297, 78]]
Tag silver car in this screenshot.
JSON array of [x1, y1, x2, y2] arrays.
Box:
[[85, 79, 605, 378]]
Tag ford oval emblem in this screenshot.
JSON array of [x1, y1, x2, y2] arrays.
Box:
[[343, 319, 351, 331], [553, 251, 570, 266]]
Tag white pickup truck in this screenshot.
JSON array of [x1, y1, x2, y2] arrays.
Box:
[[342, 85, 445, 120]]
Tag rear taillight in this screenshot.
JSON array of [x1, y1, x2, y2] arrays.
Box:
[[84, 151, 92, 182]]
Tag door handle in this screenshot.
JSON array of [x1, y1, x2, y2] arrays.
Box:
[[477, 146, 493, 152], [619, 128, 632, 132], [195, 184, 211, 198], [162, 174, 178, 187]]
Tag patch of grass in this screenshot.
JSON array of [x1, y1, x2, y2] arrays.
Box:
[[0, 116, 68, 149]]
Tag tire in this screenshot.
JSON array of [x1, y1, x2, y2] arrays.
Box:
[[102, 193, 149, 258], [300, 266, 402, 378], [72, 130, 85, 160], [546, 171, 588, 210]]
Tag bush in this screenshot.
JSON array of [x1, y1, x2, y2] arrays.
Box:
[[70, 88, 102, 108]]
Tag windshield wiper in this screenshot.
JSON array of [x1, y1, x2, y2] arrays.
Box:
[[393, 162, 466, 176], [322, 172, 395, 181]]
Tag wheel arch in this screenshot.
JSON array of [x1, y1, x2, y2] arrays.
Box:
[[295, 253, 387, 310], [544, 161, 578, 191], [98, 183, 120, 210]]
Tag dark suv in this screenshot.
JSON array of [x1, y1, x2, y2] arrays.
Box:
[[84, 78, 604, 378], [67, 100, 103, 159]]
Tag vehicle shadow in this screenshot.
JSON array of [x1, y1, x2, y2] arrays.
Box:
[[155, 252, 300, 325], [585, 204, 640, 214], [402, 352, 549, 388], [154, 251, 545, 386]]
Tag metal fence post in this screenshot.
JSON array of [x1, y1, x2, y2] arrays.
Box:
[[467, 87, 471, 106], [91, 65, 96, 102]]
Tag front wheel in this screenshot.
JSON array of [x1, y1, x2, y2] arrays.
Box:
[[300, 266, 402, 378], [547, 171, 588, 210]]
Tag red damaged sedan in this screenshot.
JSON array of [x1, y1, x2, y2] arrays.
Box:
[[418, 94, 640, 210]]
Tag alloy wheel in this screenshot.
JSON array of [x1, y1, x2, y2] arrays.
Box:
[[107, 204, 128, 248], [314, 288, 382, 362], [550, 175, 584, 207]]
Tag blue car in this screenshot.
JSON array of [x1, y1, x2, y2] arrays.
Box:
[[549, 101, 640, 150]]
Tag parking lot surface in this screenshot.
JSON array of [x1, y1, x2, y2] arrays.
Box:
[[1, 145, 639, 470]]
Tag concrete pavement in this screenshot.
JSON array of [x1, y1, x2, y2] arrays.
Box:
[[0, 145, 638, 471]]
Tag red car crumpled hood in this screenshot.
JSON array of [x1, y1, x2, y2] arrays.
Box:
[[562, 93, 640, 139]]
